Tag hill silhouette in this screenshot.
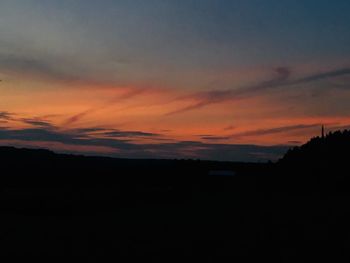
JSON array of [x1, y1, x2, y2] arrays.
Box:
[[280, 129, 350, 170], [0, 132, 350, 261]]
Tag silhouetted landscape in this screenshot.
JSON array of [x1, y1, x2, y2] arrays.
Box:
[[2, 0, 350, 261], [0, 130, 349, 261]]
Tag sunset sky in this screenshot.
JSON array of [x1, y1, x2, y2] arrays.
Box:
[[1, 0, 350, 161]]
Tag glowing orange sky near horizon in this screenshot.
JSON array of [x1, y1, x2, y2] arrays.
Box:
[[2, 66, 350, 153]]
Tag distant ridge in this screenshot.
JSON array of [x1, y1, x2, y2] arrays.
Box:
[[0, 145, 270, 179]]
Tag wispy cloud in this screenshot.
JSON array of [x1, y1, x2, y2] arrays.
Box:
[[292, 68, 350, 85], [230, 123, 323, 138], [102, 130, 160, 138], [0, 110, 161, 141], [63, 109, 96, 127], [200, 135, 231, 141], [223, 125, 236, 131], [197, 123, 325, 142], [0, 111, 13, 121], [67, 127, 161, 139], [0, 126, 289, 162], [0, 111, 58, 129], [167, 67, 291, 115], [63, 88, 145, 126], [20, 118, 56, 129], [0, 54, 79, 83], [167, 67, 350, 115]]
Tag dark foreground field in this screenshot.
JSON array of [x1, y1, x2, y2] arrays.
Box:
[[1, 131, 350, 261]]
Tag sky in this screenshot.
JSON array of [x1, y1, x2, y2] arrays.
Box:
[[0, 0, 350, 161]]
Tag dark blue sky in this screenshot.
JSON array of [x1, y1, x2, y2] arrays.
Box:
[[2, 0, 350, 69]]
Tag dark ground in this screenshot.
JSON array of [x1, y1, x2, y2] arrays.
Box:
[[1, 131, 350, 261]]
